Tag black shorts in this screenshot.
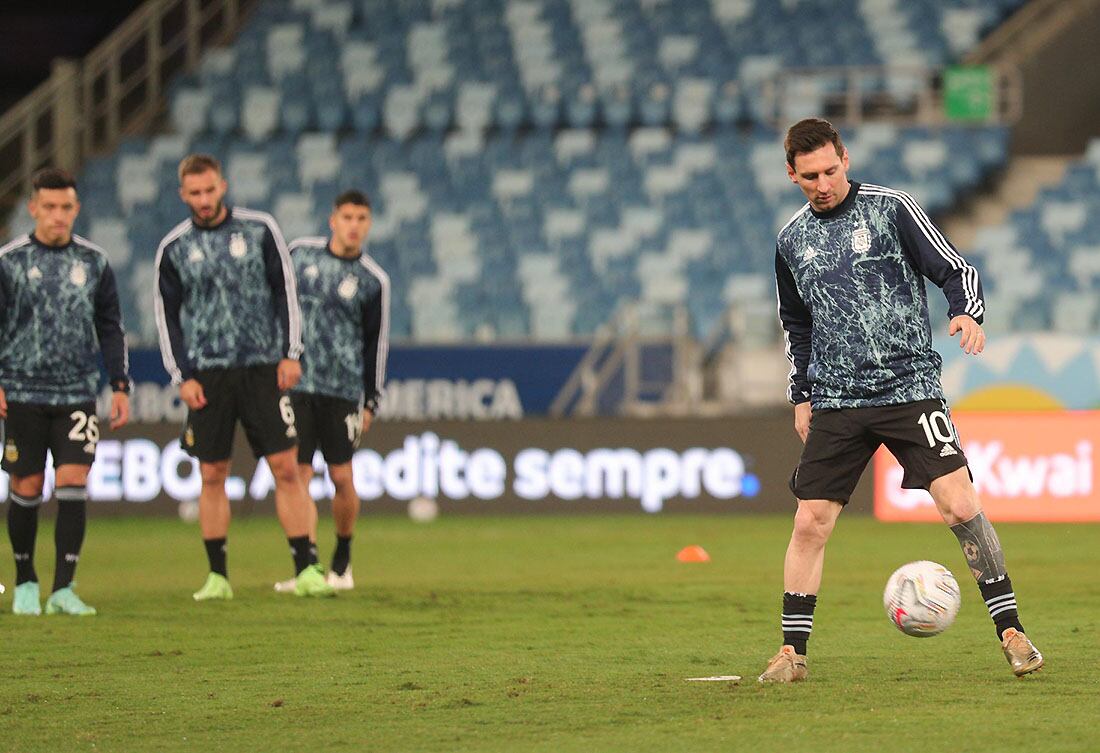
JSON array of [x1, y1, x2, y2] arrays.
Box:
[[1, 401, 99, 476], [791, 398, 969, 504], [291, 392, 361, 466], [181, 365, 297, 462]]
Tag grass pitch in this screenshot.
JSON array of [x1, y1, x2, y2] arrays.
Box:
[[2, 513, 1096, 752]]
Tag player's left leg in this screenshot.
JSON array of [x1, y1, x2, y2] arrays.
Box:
[[42, 402, 101, 615], [928, 468, 1042, 676], [326, 461, 359, 590], [882, 399, 1042, 676], [266, 448, 333, 598], [43, 464, 96, 616]]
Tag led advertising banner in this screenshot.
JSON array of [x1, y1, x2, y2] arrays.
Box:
[[0, 416, 831, 515], [874, 411, 1099, 522], [111, 345, 588, 423]]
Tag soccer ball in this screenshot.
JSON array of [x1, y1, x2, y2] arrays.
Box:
[[883, 560, 961, 637]]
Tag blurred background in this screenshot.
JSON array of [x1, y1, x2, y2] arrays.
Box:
[[1, 0, 1098, 520]]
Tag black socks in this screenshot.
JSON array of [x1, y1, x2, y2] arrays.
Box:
[[782, 592, 817, 656], [288, 536, 313, 575], [204, 537, 228, 577], [7, 493, 41, 585], [331, 535, 352, 576], [52, 486, 87, 592], [979, 575, 1025, 640]]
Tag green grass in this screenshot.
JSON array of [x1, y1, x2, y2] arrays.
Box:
[[2, 513, 1096, 752]]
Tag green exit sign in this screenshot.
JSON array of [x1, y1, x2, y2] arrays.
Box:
[[944, 65, 994, 121]]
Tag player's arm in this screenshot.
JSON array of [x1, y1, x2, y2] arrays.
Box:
[[0, 267, 8, 418], [154, 247, 206, 409], [261, 223, 304, 390], [776, 250, 813, 441], [360, 268, 391, 431], [895, 195, 986, 354], [93, 262, 132, 428]]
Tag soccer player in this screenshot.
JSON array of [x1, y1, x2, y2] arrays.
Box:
[[759, 119, 1043, 682], [273, 190, 389, 593], [153, 154, 333, 600], [0, 167, 131, 616]]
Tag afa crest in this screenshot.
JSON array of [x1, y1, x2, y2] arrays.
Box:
[[229, 233, 248, 259], [70, 262, 88, 287], [852, 226, 872, 253], [338, 276, 358, 300], [184, 427, 195, 447], [5, 440, 18, 463]]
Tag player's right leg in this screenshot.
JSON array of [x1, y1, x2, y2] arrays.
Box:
[[3, 402, 51, 615], [182, 369, 237, 601], [192, 460, 233, 600], [759, 407, 875, 683]]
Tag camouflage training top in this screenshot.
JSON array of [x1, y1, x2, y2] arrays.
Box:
[[775, 182, 985, 409], [287, 237, 389, 407], [154, 207, 303, 383], [0, 233, 130, 404]]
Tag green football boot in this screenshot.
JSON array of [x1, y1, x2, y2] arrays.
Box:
[[12, 581, 42, 615], [192, 572, 234, 601], [294, 564, 336, 598], [45, 586, 97, 616]]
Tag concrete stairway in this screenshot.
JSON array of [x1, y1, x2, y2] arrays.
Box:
[[941, 155, 1072, 251]]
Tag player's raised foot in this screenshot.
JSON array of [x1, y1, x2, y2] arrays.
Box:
[[758, 645, 808, 683], [273, 576, 297, 594], [12, 582, 42, 616], [1002, 628, 1043, 677], [325, 565, 354, 591], [295, 565, 336, 597], [45, 586, 97, 616], [193, 573, 233, 601]]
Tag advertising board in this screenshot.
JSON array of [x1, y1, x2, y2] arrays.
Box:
[[874, 411, 1098, 522], [0, 415, 831, 515]]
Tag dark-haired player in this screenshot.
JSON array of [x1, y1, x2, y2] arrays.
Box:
[[0, 168, 131, 616], [759, 118, 1042, 682], [273, 190, 389, 593], [154, 154, 333, 600]]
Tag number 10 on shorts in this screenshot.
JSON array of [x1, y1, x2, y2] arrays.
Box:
[[917, 410, 956, 448]]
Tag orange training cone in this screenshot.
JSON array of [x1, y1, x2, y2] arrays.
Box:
[[676, 545, 710, 563]]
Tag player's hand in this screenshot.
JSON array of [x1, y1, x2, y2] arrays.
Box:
[[794, 401, 812, 444], [0, 385, 6, 419], [277, 359, 302, 391], [948, 315, 985, 355], [110, 391, 130, 430], [361, 409, 373, 435], [180, 379, 207, 410]]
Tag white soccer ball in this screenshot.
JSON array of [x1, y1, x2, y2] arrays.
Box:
[[408, 496, 439, 523], [883, 560, 961, 637], [178, 499, 200, 524]]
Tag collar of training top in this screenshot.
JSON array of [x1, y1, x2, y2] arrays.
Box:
[[809, 181, 860, 220], [30, 232, 74, 250], [326, 237, 363, 261], [190, 205, 234, 231]]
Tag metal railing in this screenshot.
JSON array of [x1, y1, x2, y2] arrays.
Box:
[[549, 303, 697, 417], [0, 0, 257, 220], [756, 64, 1023, 128]]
